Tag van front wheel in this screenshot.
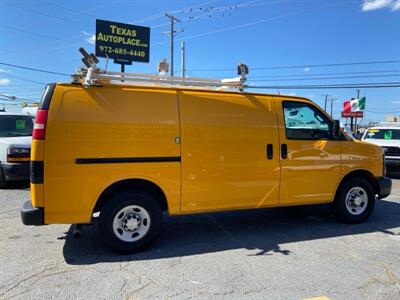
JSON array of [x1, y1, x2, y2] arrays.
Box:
[[98, 190, 163, 253], [332, 177, 375, 224]]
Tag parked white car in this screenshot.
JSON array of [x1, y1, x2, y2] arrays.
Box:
[[0, 112, 34, 187], [362, 126, 400, 171]]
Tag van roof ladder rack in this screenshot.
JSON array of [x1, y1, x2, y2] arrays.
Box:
[[72, 48, 248, 91]]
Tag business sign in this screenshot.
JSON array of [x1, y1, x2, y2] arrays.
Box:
[[342, 97, 366, 118], [95, 19, 150, 64], [341, 111, 363, 118]]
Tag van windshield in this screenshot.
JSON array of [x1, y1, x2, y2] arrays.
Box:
[[0, 115, 34, 137], [364, 128, 400, 140]]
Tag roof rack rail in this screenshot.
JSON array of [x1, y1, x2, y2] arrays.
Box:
[[72, 48, 248, 91]]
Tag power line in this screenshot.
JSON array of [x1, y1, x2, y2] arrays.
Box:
[[189, 59, 400, 72], [0, 94, 37, 102], [0, 24, 75, 44], [250, 69, 400, 78], [180, 0, 264, 21], [3, 73, 46, 85], [136, 0, 221, 27], [0, 0, 91, 26], [246, 82, 400, 90], [249, 73, 400, 82], [0, 62, 70, 76], [153, 1, 340, 47], [40, 0, 98, 18]]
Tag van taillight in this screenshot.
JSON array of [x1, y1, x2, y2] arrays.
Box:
[[32, 109, 48, 140]]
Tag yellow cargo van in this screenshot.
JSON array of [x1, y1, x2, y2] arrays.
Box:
[[21, 76, 391, 253]]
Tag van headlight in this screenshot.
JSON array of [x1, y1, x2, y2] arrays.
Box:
[[7, 147, 30, 162]]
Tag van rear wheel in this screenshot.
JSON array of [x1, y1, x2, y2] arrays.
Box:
[[98, 190, 163, 253], [332, 177, 375, 224]]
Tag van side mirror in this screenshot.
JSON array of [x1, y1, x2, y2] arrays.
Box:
[[333, 120, 340, 138]]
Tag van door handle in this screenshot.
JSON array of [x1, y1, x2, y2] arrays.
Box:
[[281, 144, 288, 159], [266, 144, 273, 159]]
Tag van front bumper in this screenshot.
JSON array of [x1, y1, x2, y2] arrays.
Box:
[[21, 200, 44, 226], [385, 158, 400, 169], [376, 176, 392, 199]]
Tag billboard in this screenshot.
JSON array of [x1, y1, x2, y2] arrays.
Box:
[[95, 19, 150, 64]]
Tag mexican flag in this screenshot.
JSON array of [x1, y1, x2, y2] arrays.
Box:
[[343, 101, 351, 113], [350, 97, 366, 111]]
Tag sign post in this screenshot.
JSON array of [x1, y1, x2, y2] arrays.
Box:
[[95, 19, 150, 72]]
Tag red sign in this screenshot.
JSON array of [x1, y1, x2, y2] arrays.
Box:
[[341, 111, 363, 118]]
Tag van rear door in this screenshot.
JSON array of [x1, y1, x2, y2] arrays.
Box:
[[43, 85, 181, 223]]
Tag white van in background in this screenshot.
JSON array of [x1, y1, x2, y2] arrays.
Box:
[[362, 125, 400, 171], [0, 112, 34, 187]]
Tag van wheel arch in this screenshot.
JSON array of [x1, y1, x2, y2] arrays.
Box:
[[334, 170, 378, 201], [93, 179, 168, 216]]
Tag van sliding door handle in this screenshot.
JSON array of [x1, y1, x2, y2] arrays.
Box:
[[281, 144, 288, 159], [266, 144, 273, 160]]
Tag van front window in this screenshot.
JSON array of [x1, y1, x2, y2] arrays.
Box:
[[365, 129, 400, 140], [283, 101, 332, 140], [0, 115, 34, 137]]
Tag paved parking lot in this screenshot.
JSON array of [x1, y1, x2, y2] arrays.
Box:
[[1, 178, 399, 300]]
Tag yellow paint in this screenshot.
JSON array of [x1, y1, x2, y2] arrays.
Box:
[[30, 183, 43, 207], [275, 97, 341, 205], [29, 84, 385, 224], [179, 91, 280, 212]]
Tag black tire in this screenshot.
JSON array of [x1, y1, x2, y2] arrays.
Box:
[[98, 190, 163, 254], [0, 168, 7, 189], [332, 177, 375, 224]]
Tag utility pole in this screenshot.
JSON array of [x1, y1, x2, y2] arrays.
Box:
[[330, 98, 336, 117], [355, 89, 361, 132], [322, 93, 331, 112], [180, 41, 186, 77], [165, 14, 183, 77]]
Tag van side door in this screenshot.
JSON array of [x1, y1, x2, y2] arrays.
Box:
[[275, 98, 341, 206], [179, 91, 280, 213]]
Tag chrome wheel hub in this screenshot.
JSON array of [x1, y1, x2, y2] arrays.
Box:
[[112, 205, 151, 242], [345, 187, 368, 215], [122, 214, 141, 231]]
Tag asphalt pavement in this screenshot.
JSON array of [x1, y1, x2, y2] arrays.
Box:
[[0, 178, 399, 300]]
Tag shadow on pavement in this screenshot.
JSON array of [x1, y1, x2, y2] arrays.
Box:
[[62, 199, 400, 265]]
